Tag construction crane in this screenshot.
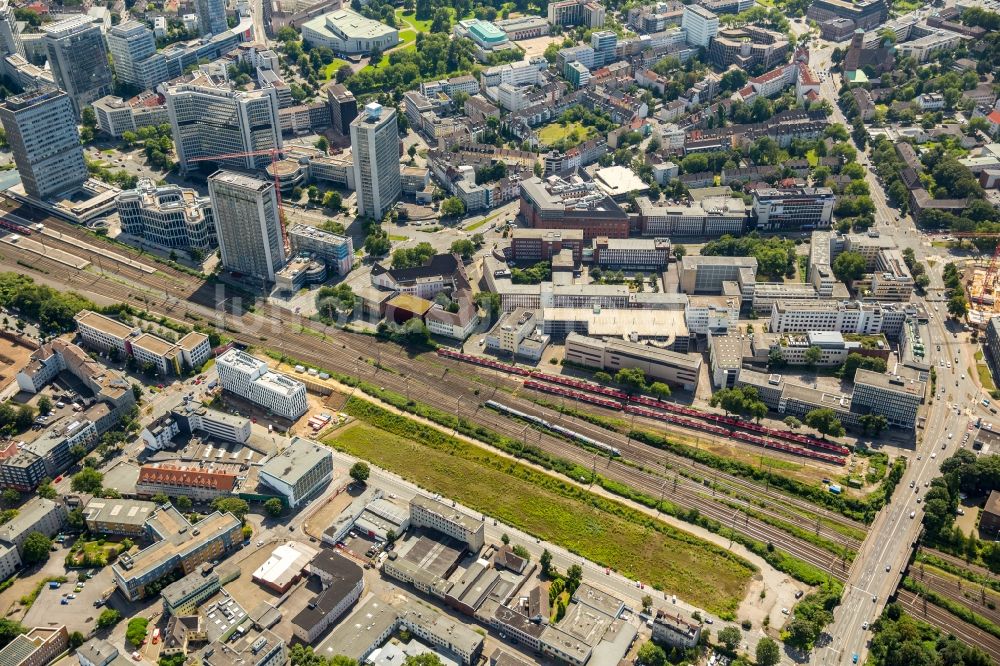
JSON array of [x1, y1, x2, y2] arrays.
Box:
[[947, 233, 1000, 308], [188, 148, 289, 252]]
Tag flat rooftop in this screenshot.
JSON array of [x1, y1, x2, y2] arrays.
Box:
[[543, 307, 687, 340], [259, 437, 330, 485], [84, 498, 157, 528], [132, 333, 176, 356], [75, 310, 137, 340], [411, 495, 483, 534]]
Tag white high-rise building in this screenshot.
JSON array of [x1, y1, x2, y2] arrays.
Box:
[[165, 78, 282, 174], [0, 0, 24, 58], [0, 88, 87, 200], [108, 21, 168, 90], [43, 17, 113, 117], [681, 4, 718, 48], [215, 349, 307, 420], [351, 102, 401, 220], [208, 170, 286, 283], [195, 0, 228, 36]]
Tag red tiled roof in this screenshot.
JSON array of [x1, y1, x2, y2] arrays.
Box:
[[750, 66, 788, 85], [988, 110, 1000, 124], [138, 464, 237, 491], [798, 62, 820, 86]]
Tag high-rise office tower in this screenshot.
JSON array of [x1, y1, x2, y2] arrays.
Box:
[[208, 170, 286, 283], [0, 0, 24, 58], [681, 4, 719, 48], [108, 21, 168, 90], [0, 88, 87, 200], [165, 79, 282, 174], [195, 0, 228, 36], [350, 102, 401, 220], [326, 83, 357, 136], [43, 17, 113, 117]]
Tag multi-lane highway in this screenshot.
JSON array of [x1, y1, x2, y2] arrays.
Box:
[[812, 62, 991, 664]]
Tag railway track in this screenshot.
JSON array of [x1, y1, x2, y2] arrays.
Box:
[[910, 567, 1000, 628], [896, 589, 1000, 662], [36, 220, 869, 536], [495, 394, 862, 553], [0, 215, 861, 575]]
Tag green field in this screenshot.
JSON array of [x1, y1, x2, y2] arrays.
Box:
[[326, 407, 755, 615], [323, 59, 352, 80], [395, 9, 432, 32], [537, 121, 598, 148]]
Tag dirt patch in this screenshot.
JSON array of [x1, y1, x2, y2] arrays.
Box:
[[301, 481, 355, 539], [0, 335, 38, 393], [515, 34, 564, 58]]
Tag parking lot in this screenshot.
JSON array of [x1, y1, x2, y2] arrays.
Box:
[[22, 553, 118, 633]]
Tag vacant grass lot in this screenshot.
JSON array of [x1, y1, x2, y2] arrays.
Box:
[[323, 59, 351, 80], [326, 415, 755, 615], [537, 121, 598, 148], [395, 9, 431, 31]]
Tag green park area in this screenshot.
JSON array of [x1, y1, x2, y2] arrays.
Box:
[[65, 538, 127, 568], [537, 121, 599, 149], [323, 59, 351, 80], [325, 400, 755, 615]]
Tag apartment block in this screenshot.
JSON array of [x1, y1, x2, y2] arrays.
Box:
[[410, 495, 486, 553], [0, 497, 66, 556], [137, 462, 239, 501], [112, 505, 242, 601], [83, 498, 158, 537], [0, 626, 68, 666]]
